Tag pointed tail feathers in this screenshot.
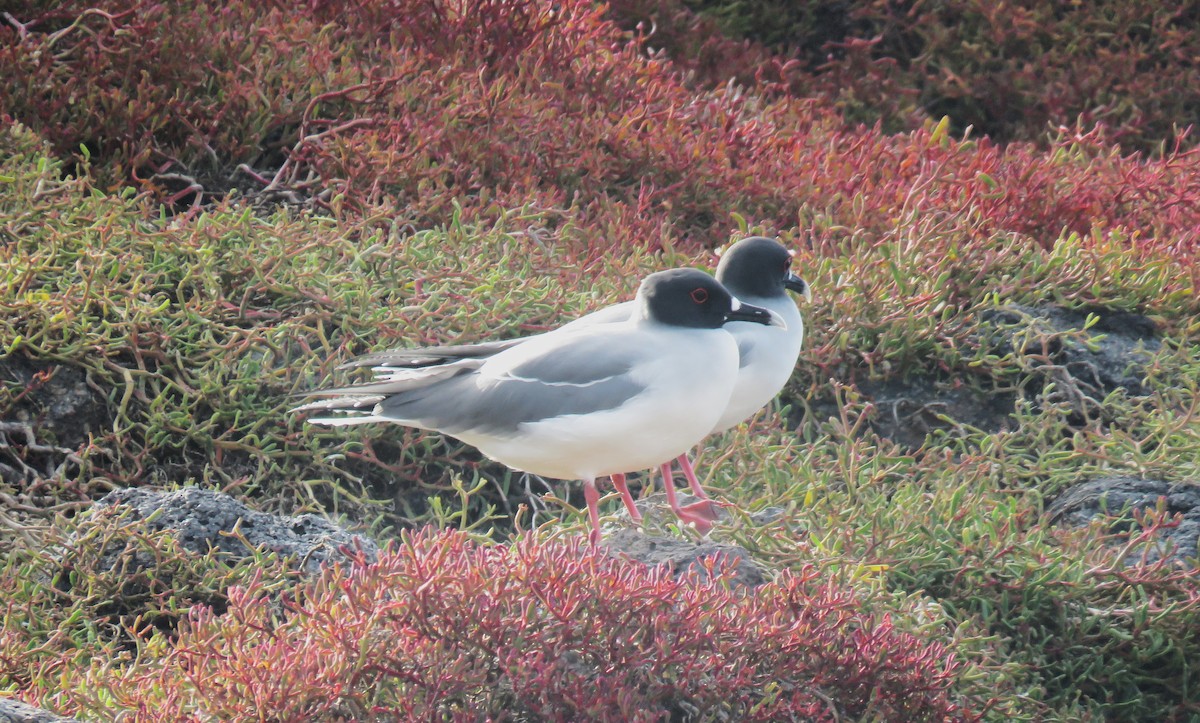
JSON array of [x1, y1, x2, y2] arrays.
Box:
[[293, 360, 473, 425]]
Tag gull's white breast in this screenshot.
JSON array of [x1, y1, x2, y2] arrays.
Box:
[[458, 324, 740, 480], [712, 293, 805, 433]]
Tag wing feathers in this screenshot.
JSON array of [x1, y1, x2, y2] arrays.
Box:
[[337, 338, 525, 369]]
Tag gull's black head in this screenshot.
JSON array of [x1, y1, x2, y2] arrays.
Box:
[[715, 236, 811, 301], [638, 268, 783, 329]]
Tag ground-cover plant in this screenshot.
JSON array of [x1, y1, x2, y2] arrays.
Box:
[[702, 306, 1200, 718], [0, 0, 356, 199], [685, 204, 1200, 719], [701, 386, 1200, 720], [0, 120, 688, 531], [0, 506, 301, 709], [839, 0, 1200, 152], [38, 528, 970, 721], [608, 0, 1200, 152], [7, 113, 1193, 534], [3, 1, 1200, 720], [3, 0, 1199, 251]]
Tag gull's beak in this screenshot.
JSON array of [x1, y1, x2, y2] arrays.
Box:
[[727, 298, 788, 329], [785, 273, 812, 302]]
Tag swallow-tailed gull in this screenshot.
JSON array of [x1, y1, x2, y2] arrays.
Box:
[[341, 238, 811, 531], [296, 268, 785, 544]]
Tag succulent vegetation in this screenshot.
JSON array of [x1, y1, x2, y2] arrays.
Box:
[[2, 1, 1198, 720]]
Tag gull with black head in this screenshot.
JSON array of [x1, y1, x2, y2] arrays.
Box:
[[658, 236, 810, 525], [343, 237, 812, 531], [295, 268, 785, 544]]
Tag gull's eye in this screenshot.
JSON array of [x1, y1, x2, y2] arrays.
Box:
[[690, 287, 709, 304]]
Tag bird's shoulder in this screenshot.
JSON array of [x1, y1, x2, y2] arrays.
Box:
[[477, 323, 642, 386], [556, 299, 637, 332]]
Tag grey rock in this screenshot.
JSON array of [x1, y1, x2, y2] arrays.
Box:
[[1047, 476, 1200, 566], [95, 487, 378, 574], [0, 359, 106, 453], [800, 303, 1157, 449], [0, 699, 81, 723], [603, 528, 767, 590], [861, 377, 1016, 448], [979, 304, 1160, 397]]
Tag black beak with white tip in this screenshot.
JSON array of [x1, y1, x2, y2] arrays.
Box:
[[726, 297, 788, 329], [784, 272, 812, 302]]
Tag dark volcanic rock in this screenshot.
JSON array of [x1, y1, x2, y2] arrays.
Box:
[[95, 487, 379, 574], [861, 377, 1016, 448], [0, 699, 80, 723], [980, 304, 1160, 397], [0, 359, 107, 451], [856, 304, 1161, 448], [603, 528, 767, 590], [1047, 476, 1200, 566], [0, 359, 105, 486]]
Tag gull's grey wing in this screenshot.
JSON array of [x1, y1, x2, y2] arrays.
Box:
[[338, 338, 527, 369], [736, 336, 757, 369], [341, 300, 637, 370], [378, 332, 647, 435]]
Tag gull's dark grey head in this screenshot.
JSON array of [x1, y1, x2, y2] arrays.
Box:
[[715, 236, 811, 301], [637, 268, 783, 329]]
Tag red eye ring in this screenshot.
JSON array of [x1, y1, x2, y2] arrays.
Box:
[[690, 287, 709, 304]]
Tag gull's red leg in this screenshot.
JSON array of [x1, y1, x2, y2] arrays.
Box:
[[582, 478, 602, 546], [677, 454, 709, 499], [676, 453, 723, 520], [660, 463, 714, 534], [610, 472, 642, 523]]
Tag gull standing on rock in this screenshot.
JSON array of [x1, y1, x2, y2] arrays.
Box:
[[663, 237, 810, 527], [295, 268, 785, 544], [345, 237, 811, 532]]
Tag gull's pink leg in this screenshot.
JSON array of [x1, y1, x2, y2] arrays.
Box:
[[660, 463, 715, 534], [582, 478, 602, 546], [676, 453, 723, 520], [610, 472, 642, 523], [676, 454, 709, 499]]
